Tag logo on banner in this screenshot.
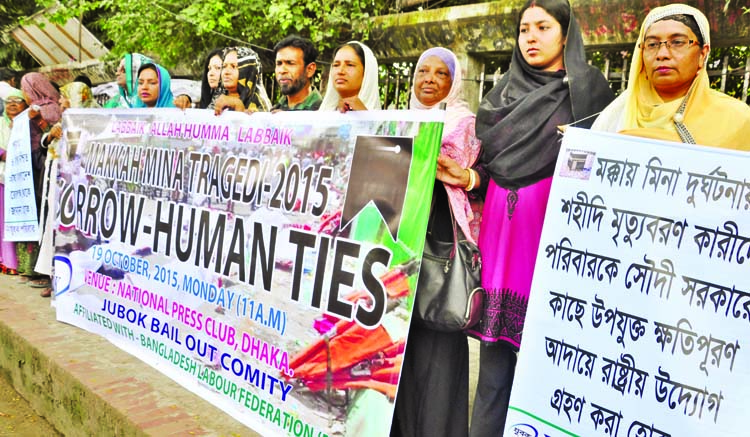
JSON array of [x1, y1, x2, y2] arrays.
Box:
[[508, 422, 555, 437], [341, 135, 413, 240]]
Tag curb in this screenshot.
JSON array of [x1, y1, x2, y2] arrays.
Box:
[[0, 275, 257, 437]]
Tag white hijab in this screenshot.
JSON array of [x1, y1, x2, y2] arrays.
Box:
[[319, 41, 381, 110], [409, 47, 474, 136], [409, 47, 481, 244]]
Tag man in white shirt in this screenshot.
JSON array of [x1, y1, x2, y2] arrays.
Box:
[[0, 68, 20, 113]]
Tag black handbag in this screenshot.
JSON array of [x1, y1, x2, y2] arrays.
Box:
[[414, 191, 485, 332]]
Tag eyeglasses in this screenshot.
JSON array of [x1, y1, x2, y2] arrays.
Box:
[[4, 98, 25, 104], [640, 38, 697, 55]]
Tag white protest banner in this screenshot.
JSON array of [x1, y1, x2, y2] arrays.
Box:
[[53, 108, 444, 436], [4, 110, 40, 241], [505, 128, 748, 437]]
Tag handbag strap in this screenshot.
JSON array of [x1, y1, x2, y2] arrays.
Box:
[[445, 187, 481, 271], [426, 182, 477, 265]]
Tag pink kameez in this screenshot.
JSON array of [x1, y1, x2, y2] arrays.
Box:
[[466, 176, 552, 349]]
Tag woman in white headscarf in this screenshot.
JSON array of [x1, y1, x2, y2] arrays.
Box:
[[592, 4, 750, 148], [391, 47, 481, 437], [319, 41, 381, 111]]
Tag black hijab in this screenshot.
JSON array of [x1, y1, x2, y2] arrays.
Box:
[[199, 48, 224, 109], [476, 0, 614, 190]]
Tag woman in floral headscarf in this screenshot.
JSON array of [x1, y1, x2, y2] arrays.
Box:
[[105, 53, 154, 108], [59, 81, 98, 110], [219, 47, 271, 112], [18, 72, 62, 289], [592, 4, 750, 149], [34, 81, 100, 296]]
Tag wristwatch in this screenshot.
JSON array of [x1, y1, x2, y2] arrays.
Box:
[[31, 104, 41, 112]]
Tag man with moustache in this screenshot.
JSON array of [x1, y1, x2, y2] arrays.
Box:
[[271, 35, 322, 112]]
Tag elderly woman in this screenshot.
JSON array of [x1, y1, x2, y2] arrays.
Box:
[[592, 4, 750, 148], [34, 81, 100, 296], [17, 72, 63, 290], [319, 41, 381, 111], [0, 89, 26, 275], [134, 63, 176, 108], [391, 47, 481, 437]]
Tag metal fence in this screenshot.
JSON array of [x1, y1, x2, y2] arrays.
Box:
[[376, 46, 750, 110]]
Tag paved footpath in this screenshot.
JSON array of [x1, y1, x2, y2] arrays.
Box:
[[0, 271, 481, 436], [0, 273, 256, 437], [0, 371, 61, 436]]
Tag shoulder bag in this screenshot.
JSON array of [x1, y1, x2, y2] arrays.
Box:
[[414, 195, 484, 332]]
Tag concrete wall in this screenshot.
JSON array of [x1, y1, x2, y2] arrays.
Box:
[[372, 0, 750, 59], [371, 0, 750, 110]]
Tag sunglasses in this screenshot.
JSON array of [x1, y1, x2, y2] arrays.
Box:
[[4, 98, 25, 104]]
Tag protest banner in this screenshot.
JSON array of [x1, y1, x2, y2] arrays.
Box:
[[505, 128, 748, 437], [4, 110, 40, 242], [52, 108, 444, 436]]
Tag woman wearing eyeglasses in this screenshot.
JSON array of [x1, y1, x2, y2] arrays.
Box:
[[592, 4, 750, 148], [0, 90, 26, 275]]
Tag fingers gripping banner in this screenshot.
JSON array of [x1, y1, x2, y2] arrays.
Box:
[[53, 108, 444, 436]]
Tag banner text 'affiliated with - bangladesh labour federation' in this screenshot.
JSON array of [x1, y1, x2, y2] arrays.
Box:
[[53, 108, 443, 437]]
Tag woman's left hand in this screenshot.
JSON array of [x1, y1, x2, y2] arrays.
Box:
[[337, 96, 367, 112], [214, 95, 245, 115], [48, 123, 63, 141], [173, 94, 192, 110], [436, 155, 471, 188]]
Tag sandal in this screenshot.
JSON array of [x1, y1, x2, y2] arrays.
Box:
[[17, 276, 31, 283], [40, 287, 52, 298], [29, 278, 52, 288]]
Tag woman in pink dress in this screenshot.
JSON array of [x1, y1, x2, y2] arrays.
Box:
[[438, 1, 614, 434]]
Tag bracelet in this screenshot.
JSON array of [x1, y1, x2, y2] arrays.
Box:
[[464, 168, 475, 191]]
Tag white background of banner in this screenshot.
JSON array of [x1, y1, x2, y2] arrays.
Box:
[[505, 128, 749, 437], [52, 108, 443, 437], [4, 110, 40, 241]]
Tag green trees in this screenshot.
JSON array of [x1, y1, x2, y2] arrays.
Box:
[[0, 1, 41, 68], [3, 0, 396, 70]]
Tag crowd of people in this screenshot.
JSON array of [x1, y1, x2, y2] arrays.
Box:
[[1, 1, 749, 435]]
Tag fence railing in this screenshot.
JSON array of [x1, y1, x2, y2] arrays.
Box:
[[376, 47, 750, 110]]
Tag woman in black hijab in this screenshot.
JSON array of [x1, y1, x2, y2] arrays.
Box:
[[437, 1, 614, 434], [199, 48, 224, 109]]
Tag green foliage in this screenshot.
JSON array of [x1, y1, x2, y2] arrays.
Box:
[[24, 0, 395, 71], [0, 1, 43, 68], [707, 46, 750, 100], [724, 0, 750, 15]]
